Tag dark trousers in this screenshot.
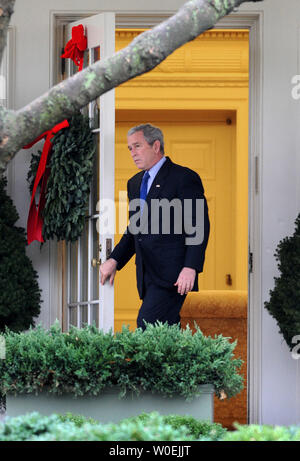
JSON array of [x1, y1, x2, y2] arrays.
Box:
[[137, 270, 187, 331]]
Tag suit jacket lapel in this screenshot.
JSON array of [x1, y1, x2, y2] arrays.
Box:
[[130, 171, 143, 200], [146, 156, 172, 203], [130, 156, 172, 201], [129, 157, 173, 232]]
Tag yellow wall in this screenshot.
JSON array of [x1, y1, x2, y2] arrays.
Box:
[[114, 29, 249, 331]]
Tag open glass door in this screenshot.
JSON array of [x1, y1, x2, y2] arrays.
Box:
[[65, 13, 115, 332]]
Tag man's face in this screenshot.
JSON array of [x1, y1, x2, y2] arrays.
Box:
[[127, 130, 162, 170]]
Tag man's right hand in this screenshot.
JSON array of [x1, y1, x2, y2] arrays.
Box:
[[99, 258, 118, 286]]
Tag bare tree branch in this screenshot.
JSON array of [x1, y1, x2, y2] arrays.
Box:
[[0, 0, 262, 173]]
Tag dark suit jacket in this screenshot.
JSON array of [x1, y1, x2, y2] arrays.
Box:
[[110, 157, 210, 299]]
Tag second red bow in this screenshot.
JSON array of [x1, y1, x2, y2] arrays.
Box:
[[61, 24, 87, 71]]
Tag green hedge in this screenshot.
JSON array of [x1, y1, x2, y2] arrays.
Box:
[[0, 322, 243, 400], [0, 412, 197, 441], [221, 423, 300, 442], [1, 412, 299, 441], [57, 412, 226, 440], [120, 413, 227, 441]]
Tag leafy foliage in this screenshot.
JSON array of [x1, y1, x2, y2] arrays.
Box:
[[0, 176, 41, 332], [27, 112, 96, 242], [264, 214, 300, 350], [120, 412, 227, 441], [57, 411, 226, 440], [0, 412, 196, 441], [0, 322, 243, 400], [2, 412, 300, 441], [57, 412, 98, 427], [222, 423, 300, 442]]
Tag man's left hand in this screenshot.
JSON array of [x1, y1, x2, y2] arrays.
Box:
[[174, 267, 196, 295]]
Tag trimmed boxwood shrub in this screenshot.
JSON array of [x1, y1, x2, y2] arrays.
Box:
[[1, 412, 300, 441], [57, 412, 99, 427], [120, 413, 227, 441], [0, 412, 196, 441], [0, 322, 243, 400], [57, 412, 226, 440], [221, 423, 300, 442]]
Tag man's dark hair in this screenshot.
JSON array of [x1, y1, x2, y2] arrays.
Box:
[[128, 124, 165, 154]]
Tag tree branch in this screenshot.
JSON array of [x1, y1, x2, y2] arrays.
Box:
[[0, 0, 262, 173]]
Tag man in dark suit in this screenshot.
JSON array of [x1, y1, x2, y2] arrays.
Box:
[[100, 124, 210, 330]]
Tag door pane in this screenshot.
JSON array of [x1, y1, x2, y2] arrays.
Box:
[[69, 306, 78, 327], [91, 303, 99, 328], [91, 132, 99, 214], [93, 46, 100, 62], [80, 220, 89, 302], [92, 219, 100, 300], [80, 305, 88, 328], [70, 242, 78, 303]]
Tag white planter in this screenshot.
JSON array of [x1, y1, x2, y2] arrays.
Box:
[[6, 385, 214, 423]]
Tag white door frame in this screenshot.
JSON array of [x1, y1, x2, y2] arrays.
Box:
[[50, 9, 263, 425]]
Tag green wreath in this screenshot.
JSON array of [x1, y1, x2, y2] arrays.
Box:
[[27, 112, 96, 242]]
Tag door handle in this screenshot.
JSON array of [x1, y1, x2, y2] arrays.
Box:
[[91, 258, 101, 268], [226, 274, 232, 286]]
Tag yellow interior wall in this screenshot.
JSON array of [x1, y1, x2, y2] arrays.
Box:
[[114, 29, 249, 332]]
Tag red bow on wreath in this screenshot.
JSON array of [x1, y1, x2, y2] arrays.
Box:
[[23, 120, 69, 244], [61, 24, 87, 71]]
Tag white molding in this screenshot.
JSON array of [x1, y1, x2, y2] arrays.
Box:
[[49, 9, 263, 424], [297, 358, 300, 424], [217, 10, 264, 426], [296, 24, 300, 427], [2, 26, 16, 196], [196, 11, 264, 426], [247, 11, 264, 427]]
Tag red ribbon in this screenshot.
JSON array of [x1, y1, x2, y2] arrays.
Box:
[[23, 120, 69, 244], [61, 24, 87, 72]]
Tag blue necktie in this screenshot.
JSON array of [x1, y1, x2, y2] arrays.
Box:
[[140, 171, 150, 215]]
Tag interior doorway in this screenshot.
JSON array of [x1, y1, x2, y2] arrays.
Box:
[[114, 28, 249, 428], [114, 29, 249, 331]]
